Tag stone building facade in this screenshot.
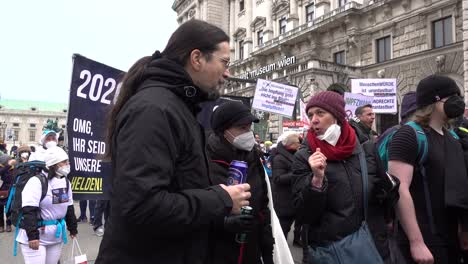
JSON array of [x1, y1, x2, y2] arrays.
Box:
[[173, 0, 464, 140], [0, 100, 67, 150]]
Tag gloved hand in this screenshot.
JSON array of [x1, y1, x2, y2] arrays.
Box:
[[224, 214, 255, 233]]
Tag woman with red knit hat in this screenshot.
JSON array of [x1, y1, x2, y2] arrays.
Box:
[[292, 91, 395, 263]]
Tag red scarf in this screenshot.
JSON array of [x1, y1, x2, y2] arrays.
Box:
[[307, 121, 357, 161]]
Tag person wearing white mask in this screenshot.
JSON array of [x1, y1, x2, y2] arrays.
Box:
[[28, 130, 59, 162], [292, 91, 396, 263], [17, 144, 32, 164], [206, 101, 275, 264], [16, 146, 78, 264]]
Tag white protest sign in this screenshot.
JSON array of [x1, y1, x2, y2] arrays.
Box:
[[252, 79, 299, 118], [344, 92, 374, 119], [351, 79, 397, 114], [282, 121, 308, 134]]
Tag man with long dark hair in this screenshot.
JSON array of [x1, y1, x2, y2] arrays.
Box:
[[96, 20, 252, 264]]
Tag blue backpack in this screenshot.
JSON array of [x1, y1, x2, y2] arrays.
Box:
[[377, 121, 459, 233], [378, 121, 429, 171]]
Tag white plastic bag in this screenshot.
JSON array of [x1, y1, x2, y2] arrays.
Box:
[[262, 163, 295, 264], [65, 238, 88, 264]]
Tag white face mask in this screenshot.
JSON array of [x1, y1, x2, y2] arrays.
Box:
[[229, 131, 256, 151], [45, 141, 57, 149], [21, 152, 29, 159], [56, 165, 70, 177], [317, 124, 341, 146]]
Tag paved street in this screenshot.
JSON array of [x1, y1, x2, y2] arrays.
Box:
[[0, 202, 304, 263]]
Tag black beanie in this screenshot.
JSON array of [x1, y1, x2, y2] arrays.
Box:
[[416, 75, 460, 108], [211, 101, 259, 133]]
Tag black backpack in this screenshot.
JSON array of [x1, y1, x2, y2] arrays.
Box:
[[5, 161, 48, 227]]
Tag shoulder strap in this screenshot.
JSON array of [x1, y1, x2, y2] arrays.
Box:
[[405, 121, 437, 234], [35, 174, 48, 202], [357, 143, 369, 220], [450, 129, 460, 140], [66, 177, 70, 193], [406, 121, 428, 165]]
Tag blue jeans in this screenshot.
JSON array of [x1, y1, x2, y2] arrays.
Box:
[[93, 200, 110, 230], [79, 200, 96, 220]]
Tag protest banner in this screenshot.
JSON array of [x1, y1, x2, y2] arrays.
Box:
[[351, 79, 397, 114], [252, 79, 299, 118], [67, 54, 123, 199], [282, 120, 307, 134], [344, 92, 374, 119]]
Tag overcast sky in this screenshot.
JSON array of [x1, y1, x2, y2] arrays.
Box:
[[0, 0, 178, 103]]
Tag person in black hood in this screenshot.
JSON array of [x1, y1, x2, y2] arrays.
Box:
[[96, 20, 252, 264], [206, 101, 275, 264]]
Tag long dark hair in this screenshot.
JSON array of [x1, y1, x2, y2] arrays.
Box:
[[104, 20, 229, 160], [48, 166, 57, 180]]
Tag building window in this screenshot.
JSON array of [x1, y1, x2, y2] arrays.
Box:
[[306, 4, 314, 22], [338, 0, 347, 7], [257, 30, 264, 46], [29, 130, 36, 142], [279, 18, 287, 34], [30, 123, 36, 128], [433, 16, 453, 48], [13, 130, 19, 141], [376, 36, 391, 63], [334, 51, 345, 65], [13, 123, 19, 127], [239, 40, 244, 60], [239, 0, 245, 11]]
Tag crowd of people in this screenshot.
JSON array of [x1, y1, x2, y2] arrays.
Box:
[[1, 19, 468, 264]]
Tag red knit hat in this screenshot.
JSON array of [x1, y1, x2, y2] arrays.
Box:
[[306, 91, 346, 123]]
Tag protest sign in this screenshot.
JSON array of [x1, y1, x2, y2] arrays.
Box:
[[282, 120, 307, 134], [252, 79, 299, 118], [344, 92, 374, 119], [67, 54, 123, 199], [351, 79, 397, 114]]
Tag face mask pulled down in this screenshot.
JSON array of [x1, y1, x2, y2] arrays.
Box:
[[317, 124, 341, 146], [227, 131, 256, 151]]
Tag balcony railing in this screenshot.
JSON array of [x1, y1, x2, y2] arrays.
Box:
[[251, 1, 362, 56]]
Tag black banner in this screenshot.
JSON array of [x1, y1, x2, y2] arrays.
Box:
[[67, 54, 123, 200]]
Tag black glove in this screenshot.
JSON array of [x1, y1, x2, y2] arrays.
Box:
[[224, 214, 255, 233]]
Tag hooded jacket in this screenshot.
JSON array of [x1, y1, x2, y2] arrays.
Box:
[[96, 57, 233, 264], [206, 133, 274, 264]]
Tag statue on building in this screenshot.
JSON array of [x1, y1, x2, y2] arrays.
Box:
[[43, 118, 63, 134]]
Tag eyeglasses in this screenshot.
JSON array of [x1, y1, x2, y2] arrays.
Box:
[[212, 54, 230, 68]]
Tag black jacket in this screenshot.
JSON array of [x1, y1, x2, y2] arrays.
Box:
[[292, 131, 391, 261], [206, 133, 274, 264], [349, 118, 378, 143], [271, 142, 296, 217], [96, 58, 233, 264]]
